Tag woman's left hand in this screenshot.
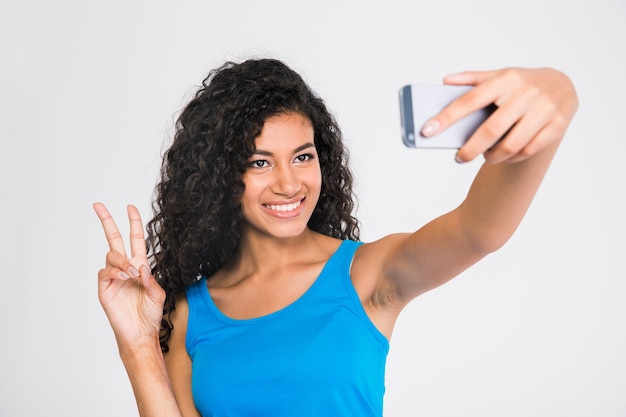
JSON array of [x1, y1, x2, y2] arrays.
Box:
[[421, 67, 578, 164]]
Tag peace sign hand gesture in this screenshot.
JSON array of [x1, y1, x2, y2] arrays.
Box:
[[93, 203, 165, 351]]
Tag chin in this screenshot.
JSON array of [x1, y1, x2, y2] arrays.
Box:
[[269, 224, 311, 240]]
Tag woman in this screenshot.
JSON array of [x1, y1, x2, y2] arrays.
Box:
[[94, 58, 578, 416]]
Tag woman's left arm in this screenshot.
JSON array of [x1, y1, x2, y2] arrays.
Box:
[[362, 68, 578, 309], [435, 67, 578, 249]]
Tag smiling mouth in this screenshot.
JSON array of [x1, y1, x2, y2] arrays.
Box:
[[264, 198, 304, 212]]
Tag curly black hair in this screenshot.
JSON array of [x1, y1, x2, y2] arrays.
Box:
[[145, 58, 360, 351]]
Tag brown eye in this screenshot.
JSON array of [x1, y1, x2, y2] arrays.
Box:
[[295, 154, 313, 163], [248, 160, 269, 168]]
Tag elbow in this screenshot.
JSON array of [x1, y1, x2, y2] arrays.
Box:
[[478, 236, 510, 255], [465, 226, 517, 256], [456, 203, 522, 255]]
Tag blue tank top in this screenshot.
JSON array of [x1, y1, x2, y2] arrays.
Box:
[[185, 240, 389, 416]]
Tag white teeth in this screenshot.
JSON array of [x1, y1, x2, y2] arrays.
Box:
[[267, 200, 301, 212]]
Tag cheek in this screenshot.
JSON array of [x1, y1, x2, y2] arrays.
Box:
[[239, 177, 258, 206], [308, 168, 323, 197], [315, 175, 323, 193]]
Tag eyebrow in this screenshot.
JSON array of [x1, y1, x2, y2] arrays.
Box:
[[252, 142, 316, 156]]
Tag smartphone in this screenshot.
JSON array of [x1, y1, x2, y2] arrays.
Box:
[[399, 84, 496, 148]]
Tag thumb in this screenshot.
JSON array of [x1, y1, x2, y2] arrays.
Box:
[[139, 265, 165, 304]]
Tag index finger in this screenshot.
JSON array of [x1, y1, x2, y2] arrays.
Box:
[[127, 205, 148, 260], [93, 202, 127, 256], [442, 70, 497, 87], [420, 70, 499, 138]]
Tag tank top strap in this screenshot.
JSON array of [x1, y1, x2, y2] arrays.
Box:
[[312, 239, 388, 348], [313, 239, 363, 291]]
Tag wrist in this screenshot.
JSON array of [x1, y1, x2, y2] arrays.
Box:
[[117, 336, 182, 417], [118, 336, 164, 368], [118, 336, 173, 392]]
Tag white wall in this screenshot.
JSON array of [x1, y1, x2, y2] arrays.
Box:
[[1, 1, 624, 416]]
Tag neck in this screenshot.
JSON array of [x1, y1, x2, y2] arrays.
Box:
[[213, 227, 341, 288], [235, 227, 320, 270]]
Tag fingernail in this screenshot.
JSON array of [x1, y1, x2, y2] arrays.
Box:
[[119, 271, 131, 280], [421, 120, 440, 138], [129, 266, 140, 277], [140, 265, 151, 276], [455, 153, 465, 164]]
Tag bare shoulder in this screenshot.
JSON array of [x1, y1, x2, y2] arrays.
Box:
[[163, 294, 200, 417], [163, 292, 190, 364], [347, 234, 412, 338], [352, 233, 411, 275], [351, 233, 411, 305], [168, 293, 190, 332]]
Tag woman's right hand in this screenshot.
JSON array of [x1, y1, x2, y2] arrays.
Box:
[[93, 203, 166, 351]]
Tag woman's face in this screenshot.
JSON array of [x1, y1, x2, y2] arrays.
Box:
[[240, 113, 322, 240]]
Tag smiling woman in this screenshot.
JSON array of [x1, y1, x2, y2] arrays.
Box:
[[94, 58, 578, 416]]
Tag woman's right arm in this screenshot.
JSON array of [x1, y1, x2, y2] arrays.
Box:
[[120, 337, 184, 417], [94, 203, 195, 416]]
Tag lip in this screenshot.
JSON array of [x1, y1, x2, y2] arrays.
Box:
[[262, 196, 306, 219]]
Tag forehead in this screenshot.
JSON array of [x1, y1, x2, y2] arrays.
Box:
[[254, 113, 314, 150]]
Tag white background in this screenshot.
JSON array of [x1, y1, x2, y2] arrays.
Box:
[[1, 1, 625, 416]]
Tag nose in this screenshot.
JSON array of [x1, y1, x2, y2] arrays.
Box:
[[271, 165, 301, 197]]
